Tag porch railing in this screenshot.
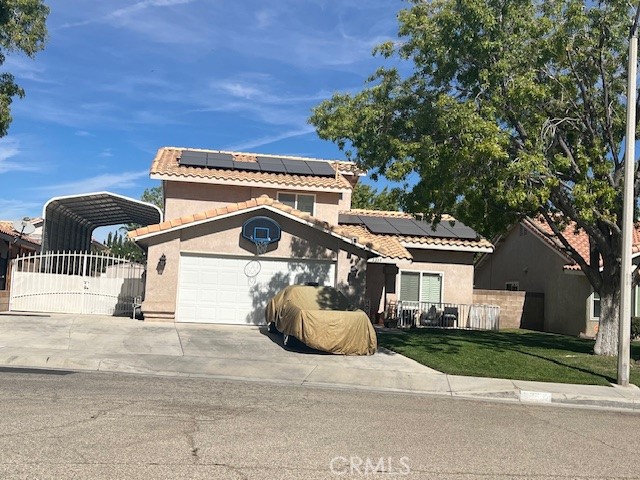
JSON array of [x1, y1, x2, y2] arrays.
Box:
[[395, 301, 500, 331]]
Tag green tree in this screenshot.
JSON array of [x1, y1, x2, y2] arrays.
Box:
[[310, 0, 637, 356], [0, 0, 48, 137], [351, 183, 402, 211], [105, 228, 144, 262], [141, 185, 163, 212]]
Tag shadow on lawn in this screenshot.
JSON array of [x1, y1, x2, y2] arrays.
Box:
[[381, 329, 640, 384]]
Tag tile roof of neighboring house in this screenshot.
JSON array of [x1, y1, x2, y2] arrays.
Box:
[[523, 217, 640, 270], [151, 147, 355, 191], [0, 221, 40, 246], [129, 195, 411, 260], [339, 209, 493, 253]]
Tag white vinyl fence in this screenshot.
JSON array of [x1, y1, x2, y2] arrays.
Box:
[[10, 251, 144, 316]]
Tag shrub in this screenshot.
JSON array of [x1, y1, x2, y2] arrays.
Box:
[[631, 317, 640, 340]]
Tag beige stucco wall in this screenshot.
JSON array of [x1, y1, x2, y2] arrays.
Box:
[[364, 250, 475, 324], [474, 225, 591, 336], [164, 181, 344, 224], [402, 250, 476, 305], [140, 209, 369, 321], [143, 231, 181, 321]]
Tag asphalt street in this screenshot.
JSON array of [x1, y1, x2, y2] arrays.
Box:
[[0, 368, 638, 479]]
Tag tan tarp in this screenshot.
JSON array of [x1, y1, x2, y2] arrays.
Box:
[[266, 285, 377, 355]]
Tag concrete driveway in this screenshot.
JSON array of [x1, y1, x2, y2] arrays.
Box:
[[0, 313, 447, 394], [3, 313, 639, 411]]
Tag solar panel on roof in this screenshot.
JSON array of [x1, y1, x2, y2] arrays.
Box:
[[306, 161, 336, 176], [256, 157, 287, 173], [445, 222, 478, 239], [418, 221, 457, 237], [387, 218, 427, 236], [233, 160, 261, 172], [206, 152, 234, 169], [338, 214, 364, 225], [361, 216, 401, 235], [179, 151, 207, 166], [282, 159, 313, 175]]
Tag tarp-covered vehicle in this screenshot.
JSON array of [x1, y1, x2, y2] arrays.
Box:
[[265, 285, 377, 355]]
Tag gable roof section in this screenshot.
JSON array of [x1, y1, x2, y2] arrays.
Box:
[[338, 209, 493, 254], [151, 147, 355, 192], [129, 195, 411, 260], [524, 217, 640, 271]]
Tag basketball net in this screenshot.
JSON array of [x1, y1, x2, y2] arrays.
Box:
[[255, 239, 269, 256]]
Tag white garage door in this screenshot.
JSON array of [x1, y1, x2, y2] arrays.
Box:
[[176, 254, 336, 324]]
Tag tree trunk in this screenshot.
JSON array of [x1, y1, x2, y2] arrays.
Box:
[[593, 279, 620, 356]]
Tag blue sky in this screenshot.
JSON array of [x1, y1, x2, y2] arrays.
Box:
[[0, 0, 405, 234]]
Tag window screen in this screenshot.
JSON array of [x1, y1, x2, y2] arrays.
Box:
[[400, 272, 420, 302], [278, 193, 296, 208], [593, 292, 601, 318], [421, 274, 442, 304], [400, 271, 442, 304], [297, 194, 314, 214]]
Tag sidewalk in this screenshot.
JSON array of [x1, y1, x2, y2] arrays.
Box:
[[1, 312, 639, 412]]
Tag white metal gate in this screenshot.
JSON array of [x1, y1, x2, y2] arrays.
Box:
[[9, 251, 145, 316]]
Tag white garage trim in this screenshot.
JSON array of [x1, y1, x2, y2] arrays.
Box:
[[176, 253, 336, 325]]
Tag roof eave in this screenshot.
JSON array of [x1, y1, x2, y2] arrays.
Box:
[[150, 173, 352, 193], [131, 204, 385, 258], [401, 241, 494, 254]]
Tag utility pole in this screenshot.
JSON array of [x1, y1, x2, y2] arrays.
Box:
[[618, 4, 640, 386]]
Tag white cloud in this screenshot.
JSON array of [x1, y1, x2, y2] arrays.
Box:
[[59, 0, 202, 45], [215, 81, 264, 100], [75, 130, 93, 137], [255, 9, 277, 29], [100, 148, 113, 158], [0, 198, 43, 221], [224, 126, 316, 151], [0, 138, 39, 174], [35, 171, 150, 197]]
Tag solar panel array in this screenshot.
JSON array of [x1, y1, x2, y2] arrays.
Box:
[[338, 214, 478, 240], [178, 150, 336, 177]]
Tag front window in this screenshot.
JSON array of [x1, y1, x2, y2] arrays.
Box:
[[592, 291, 601, 318], [277, 192, 315, 215], [399, 271, 442, 304]]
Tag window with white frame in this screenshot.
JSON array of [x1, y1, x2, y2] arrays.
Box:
[[277, 192, 315, 215], [399, 271, 442, 304], [505, 281, 519, 291], [592, 291, 601, 318]]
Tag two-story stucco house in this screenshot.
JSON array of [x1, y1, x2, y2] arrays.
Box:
[[129, 147, 493, 325]]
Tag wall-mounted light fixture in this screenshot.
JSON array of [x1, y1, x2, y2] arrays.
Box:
[[157, 253, 167, 274]]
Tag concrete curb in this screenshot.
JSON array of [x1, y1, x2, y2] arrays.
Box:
[[1, 313, 639, 413], [1, 351, 638, 412]]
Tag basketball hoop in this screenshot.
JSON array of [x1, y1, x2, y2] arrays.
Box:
[[253, 236, 270, 256]]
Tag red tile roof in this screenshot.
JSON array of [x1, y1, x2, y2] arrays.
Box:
[[129, 195, 411, 260], [151, 147, 355, 191], [524, 217, 640, 270], [0, 221, 40, 246]]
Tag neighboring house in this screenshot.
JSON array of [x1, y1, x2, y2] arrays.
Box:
[[129, 147, 492, 325], [475, 217, 640, 337], [0, 220, 41, 291]]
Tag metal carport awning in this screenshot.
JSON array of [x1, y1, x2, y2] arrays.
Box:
[[42, 192, 163, 252]]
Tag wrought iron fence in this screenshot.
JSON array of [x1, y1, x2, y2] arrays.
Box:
[[10, 251, 145, 316], [394, 301, 500, 331]]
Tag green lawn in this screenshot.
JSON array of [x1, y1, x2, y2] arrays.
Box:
[[378, 328, 640, 386]]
